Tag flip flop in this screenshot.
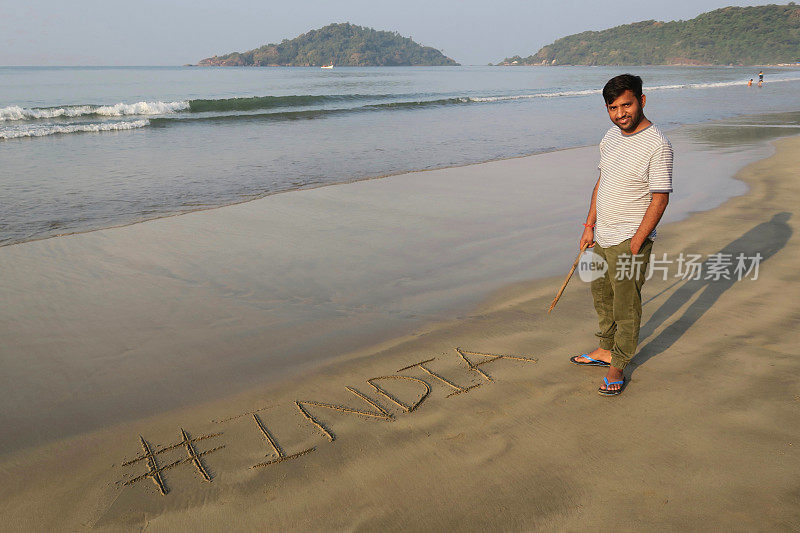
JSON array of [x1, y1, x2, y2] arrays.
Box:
[[569, 354, 610, 367], [598, 376, 626, 396]]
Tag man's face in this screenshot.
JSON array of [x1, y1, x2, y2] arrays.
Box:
[[606, 90, 645, 133]]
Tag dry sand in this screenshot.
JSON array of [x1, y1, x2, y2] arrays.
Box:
[[1, 136, 799, 531]]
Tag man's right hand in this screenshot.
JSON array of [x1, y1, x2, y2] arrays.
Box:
[[579, 227, 595, 250]]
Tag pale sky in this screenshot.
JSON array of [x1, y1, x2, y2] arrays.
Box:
[[0, 0, 779, 66]]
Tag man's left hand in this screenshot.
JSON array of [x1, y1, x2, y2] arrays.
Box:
[[630, 235, 645, 255]]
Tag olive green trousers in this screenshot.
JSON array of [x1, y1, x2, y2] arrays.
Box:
[[590, 238, 653, 370]]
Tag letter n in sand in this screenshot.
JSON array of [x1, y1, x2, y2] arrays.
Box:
[[295, 387, 393, 442]]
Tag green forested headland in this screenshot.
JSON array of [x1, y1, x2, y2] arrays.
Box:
[[499, 4, 800, 66], [198, 23, 458, 67]]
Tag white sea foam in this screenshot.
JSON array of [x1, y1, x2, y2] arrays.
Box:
[[0, 101, 188, 121], [469, 75, 800, 103], [650, 76, 800, 91], [0, 119, 150, 139], [469, 89, 600, 102]]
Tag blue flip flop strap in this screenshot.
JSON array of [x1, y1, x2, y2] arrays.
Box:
[[581, 354, 605, 364], [603, 377, 624, 386]]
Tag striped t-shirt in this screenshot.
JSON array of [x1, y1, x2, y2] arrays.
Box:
[[595, 124, 673, 248]]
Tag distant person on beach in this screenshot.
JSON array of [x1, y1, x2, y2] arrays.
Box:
[[759, 70, 764, 83], [748, 79, 753, 86], [570, 74, 673, 395]]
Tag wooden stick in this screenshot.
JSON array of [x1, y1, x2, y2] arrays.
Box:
[[548, 241, 592, 314]]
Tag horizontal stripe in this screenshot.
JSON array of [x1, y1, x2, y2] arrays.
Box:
[[595, 124, 673, 248]]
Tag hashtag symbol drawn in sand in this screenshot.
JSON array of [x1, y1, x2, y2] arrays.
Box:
[[251, 414, 316, 468], [121, 429, 225, 495], [454, 348, 538, 381]]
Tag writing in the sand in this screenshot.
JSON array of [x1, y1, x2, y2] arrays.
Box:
[[119, 349, 536, 495]]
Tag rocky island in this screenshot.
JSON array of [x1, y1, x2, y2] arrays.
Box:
[[198, 23, 459, 67]]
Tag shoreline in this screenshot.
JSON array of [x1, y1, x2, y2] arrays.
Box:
[[1, 133, 799, 530], [0, 128, 785, 457], [4, 107, 798, 249]]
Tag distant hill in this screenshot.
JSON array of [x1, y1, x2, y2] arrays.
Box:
[[498, 4, 800, 66], [198, 23, 459, 67]]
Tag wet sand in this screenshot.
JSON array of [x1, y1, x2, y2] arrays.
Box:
[[1, 134, 799, 530], [0, 129, 767, 455]]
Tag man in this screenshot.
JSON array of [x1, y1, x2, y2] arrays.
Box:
[[570, 74, 673, 396]]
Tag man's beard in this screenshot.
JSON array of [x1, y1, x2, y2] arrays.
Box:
[[615, 109, 643, 133]]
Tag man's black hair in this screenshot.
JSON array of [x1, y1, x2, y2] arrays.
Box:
[[602, 74, 643, 105]]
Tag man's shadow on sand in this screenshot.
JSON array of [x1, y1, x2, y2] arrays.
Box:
[[629, 211, 792, 374]]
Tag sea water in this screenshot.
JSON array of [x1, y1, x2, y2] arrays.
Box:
[[1, 65, 800, 246]]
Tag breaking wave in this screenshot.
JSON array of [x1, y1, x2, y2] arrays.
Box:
[[186, 93, 404, 113], [0, 120, 150, 139], [0, 101, 189, 121], [3, 75, 799, 139], [649, 76, 800, 91], [470, 89, 600, 102]]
